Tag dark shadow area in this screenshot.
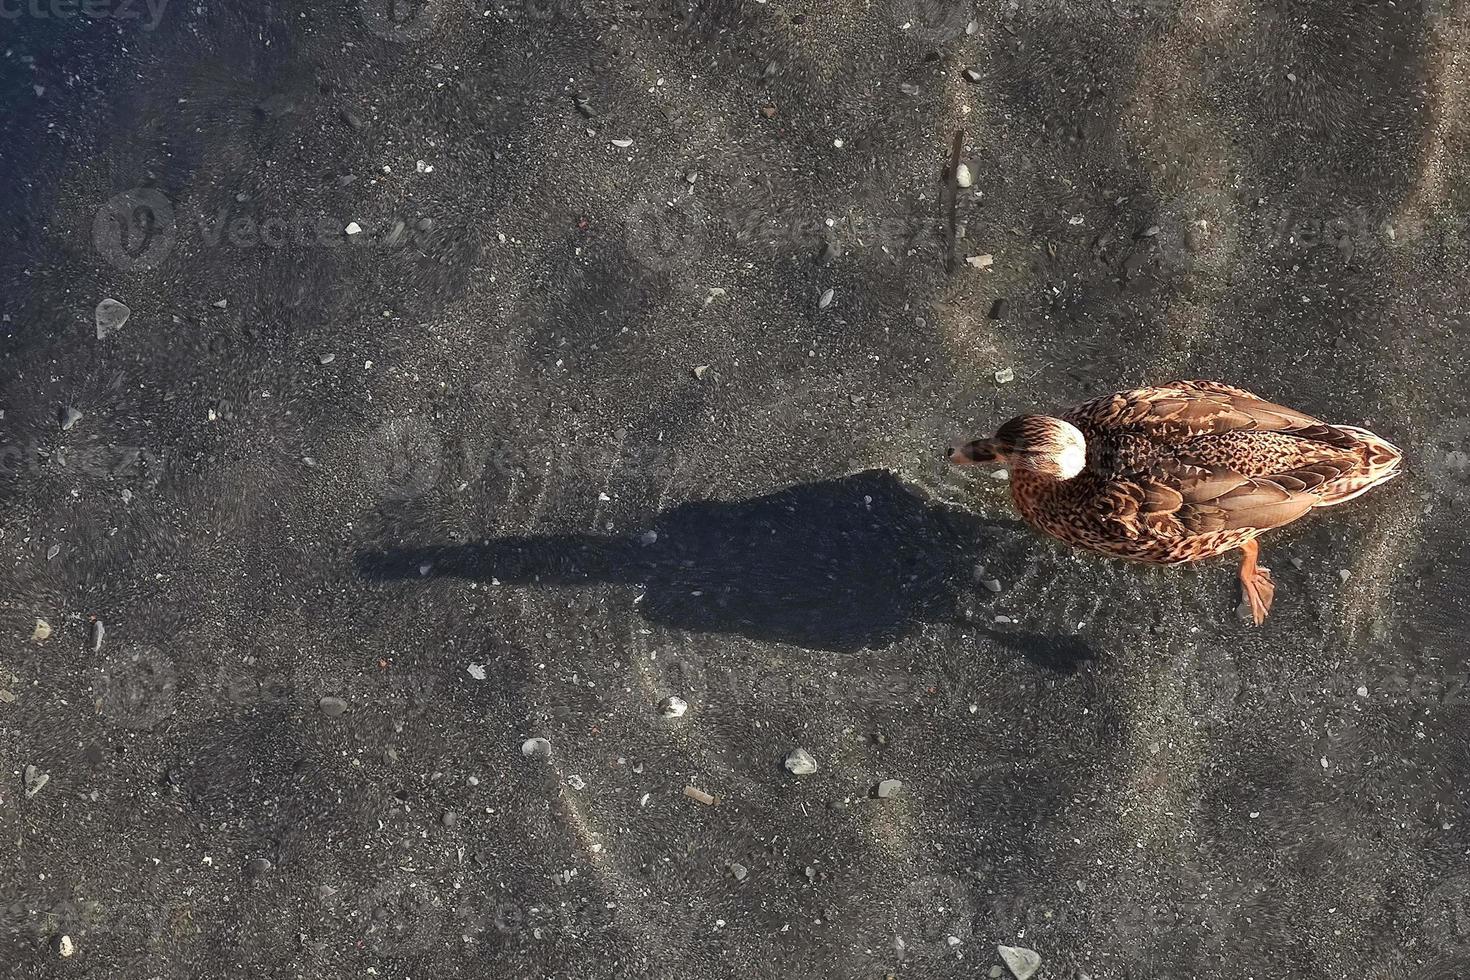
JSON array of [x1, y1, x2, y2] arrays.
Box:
[[356, 469, 1095, 670]]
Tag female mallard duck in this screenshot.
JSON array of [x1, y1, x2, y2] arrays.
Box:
[[948, 380, 1402, 625]]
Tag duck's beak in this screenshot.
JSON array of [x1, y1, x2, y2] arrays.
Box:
[[948, 439, 999, 466]]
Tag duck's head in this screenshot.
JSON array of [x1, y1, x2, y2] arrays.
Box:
[[948, 415, 1087, 480]]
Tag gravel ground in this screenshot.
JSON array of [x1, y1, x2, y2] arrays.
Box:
[[2, 1, 1469, 978]]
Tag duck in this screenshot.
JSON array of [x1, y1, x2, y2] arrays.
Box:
[[947, 380, 1402, 625]]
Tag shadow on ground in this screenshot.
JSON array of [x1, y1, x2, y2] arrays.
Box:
[[356, 469, 1094, 671]]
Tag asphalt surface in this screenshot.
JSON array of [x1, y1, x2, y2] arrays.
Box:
[[2, 1, 1469, 978]]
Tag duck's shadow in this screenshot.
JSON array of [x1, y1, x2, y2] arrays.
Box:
[[355, 469, 1095, 672]]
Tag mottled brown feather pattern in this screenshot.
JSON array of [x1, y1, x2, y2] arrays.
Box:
[[1008, 380, 1403, 565]]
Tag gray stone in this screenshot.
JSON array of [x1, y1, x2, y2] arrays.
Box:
[[318, 696, 348, 717], [784, 748, 818, 775], [998, 944, 1041, 980], [95, 298, 131, 338]]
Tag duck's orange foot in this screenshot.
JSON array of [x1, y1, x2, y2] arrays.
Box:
[[1237, 539, 1275, 626]]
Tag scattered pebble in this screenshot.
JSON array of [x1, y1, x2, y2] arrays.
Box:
[[818, 288, 835, 309], [659, 696, 689, 718], [317, 353, 335, 365], [730, 863, 748, 881], [989, 967, 1005, 979], [966, 253, 993, 269], [899, 82, 920, 96], [818, 240, 842, 265], [568, 774, 587, 790], [317, 696, 348, 718], [963, 67, 982, 83], [316, 884, 339, 900], [90, 619, 105, 652], [784, 748, 818, 775], [693, 364, 711, 380], [441, 811, 458, 828], [415, 159, 434, 174], [876, 778, 902, 799], [966, 19, 979, 34], [246, 858, 272, 877], [639, 530, 659, 546], [24, 764, 49, 798], [683, 785, 718, 806], [1142, 224, 1160, 237], [994, 367, 1015, 383], [340, 107, 365, 130], [610, 138, 633, 148], [95, 298, 131, 339], [212, 298, 228, 309], [982, 578, 1003, 593], [32, 619, 51, 642], [955, 163, 973, 188], [521, 737, 552, 760], [1290, 557, 1304, 570], [46, 544, 59, 560], [466, 664, 487, 681], [998, 944, 1042, 980], [345, 222, 363, 236], [57, 935, 74, 958], [60, 406, 83, 431], [1338, 568, 1352, 583]]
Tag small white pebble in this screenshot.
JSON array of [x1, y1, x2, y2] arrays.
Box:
[[1338, 569, 1352, 583], [1357, 686, 1369, 697], [58, 936, 74, 958], [818, 288, 835, 309], [994, 367, 1015, 383], [345, 221, 363, 236]]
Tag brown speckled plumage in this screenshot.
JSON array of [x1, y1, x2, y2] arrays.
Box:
[[951, 380, 1403, 624]]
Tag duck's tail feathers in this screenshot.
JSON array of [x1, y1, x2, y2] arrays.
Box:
[[1315, 425, 1403, 507]]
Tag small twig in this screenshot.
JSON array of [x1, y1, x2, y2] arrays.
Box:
[[943, 128, 965, 275], [683, 785, 718, 806]]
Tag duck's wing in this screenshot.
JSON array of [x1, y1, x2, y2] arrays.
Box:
[[1068, 383, 1350, 539], [1069, 381, 1326, 442]]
